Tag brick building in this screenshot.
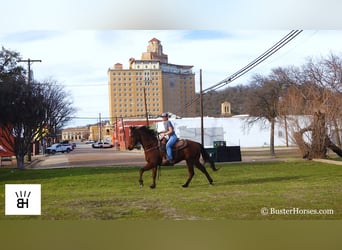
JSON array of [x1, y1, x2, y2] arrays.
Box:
[[107, 38, 196, 125]]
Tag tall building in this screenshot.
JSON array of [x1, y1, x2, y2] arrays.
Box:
[[107, 38, 196, 123]]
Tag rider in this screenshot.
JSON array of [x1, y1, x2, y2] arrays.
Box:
[[160, 112, 178, 166]]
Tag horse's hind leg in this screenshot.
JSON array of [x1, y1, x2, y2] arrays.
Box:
[[150, 167, 157, 189], [195, 160, 213, 185], [183, 161, 195, 188]]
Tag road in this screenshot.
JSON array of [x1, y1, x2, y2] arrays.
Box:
[[28, 143, 300, 169], [30, 143, 146, 169]]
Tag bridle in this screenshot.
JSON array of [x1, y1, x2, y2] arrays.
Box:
[[130, 129, 160, 153]]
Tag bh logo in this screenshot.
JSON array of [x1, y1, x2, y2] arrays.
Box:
[[5, 184, 41, 215], [16, 190, 31, 208]]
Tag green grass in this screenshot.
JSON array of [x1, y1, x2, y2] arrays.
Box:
[[0, 161, 341, 220]]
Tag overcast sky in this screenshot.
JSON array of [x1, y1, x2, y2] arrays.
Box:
[[1, 1, 342, 127]]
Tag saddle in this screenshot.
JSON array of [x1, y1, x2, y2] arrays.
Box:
[[160, 139, 188, 156], [172, 139, 188, 151]]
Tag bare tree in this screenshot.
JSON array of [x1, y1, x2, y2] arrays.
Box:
[[0, 47, 76, 169], [244, 70, 287, 157], [281, 54, 342, 159], [40, 79, 76, 141]]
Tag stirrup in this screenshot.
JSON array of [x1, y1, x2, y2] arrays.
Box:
[[162, 159, 175, 166]]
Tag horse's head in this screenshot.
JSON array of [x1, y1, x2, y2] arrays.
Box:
[[127, 126, 140, 150], [127, 126, 158, 150]]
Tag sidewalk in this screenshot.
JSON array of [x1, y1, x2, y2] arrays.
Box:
[[312, 158, 342, 165], [25, 154, 70, 169]]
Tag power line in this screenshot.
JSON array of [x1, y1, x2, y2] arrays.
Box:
[[180, 30, 303, 113], [203, 30, 302, 93]]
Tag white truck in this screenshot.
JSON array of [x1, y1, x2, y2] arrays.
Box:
[[46, 143, 73, 154]]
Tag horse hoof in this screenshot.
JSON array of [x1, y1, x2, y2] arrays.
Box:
[[182, 184, 189, 188], [150, 185, 156, 189]]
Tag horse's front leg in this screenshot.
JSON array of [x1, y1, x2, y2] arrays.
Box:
[[139, 167, 145, 187], [139, 162, 158, 189]]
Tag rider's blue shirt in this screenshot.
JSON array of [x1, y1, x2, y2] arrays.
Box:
[[164, 120, 175, 136]]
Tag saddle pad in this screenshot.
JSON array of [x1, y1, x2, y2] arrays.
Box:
[[173, 139, 187, 150]]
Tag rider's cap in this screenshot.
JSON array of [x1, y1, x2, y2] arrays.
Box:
[[161, 112, 168, 117]]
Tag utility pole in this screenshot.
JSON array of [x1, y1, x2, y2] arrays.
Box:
[[99, 113, 102, 142], [200, 69, 204, 146], [18, 58, 42, 84], [144, 70, 150, 127], [17, 58, 42, 162], [143, 87, 149, 127], [115, 116, 119, 149]]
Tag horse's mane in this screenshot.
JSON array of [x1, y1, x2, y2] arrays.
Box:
[[136, 126, 157, 137]]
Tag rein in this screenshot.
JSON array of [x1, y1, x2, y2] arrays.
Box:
[[143, 144, 159, 153]]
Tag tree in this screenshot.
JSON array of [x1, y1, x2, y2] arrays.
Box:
[[200, 85, 251, 116], [281, 54, 342, 159], [0, 46, 25, 80], [0, 47, 76, 169], [0, 80, 47, 169], [39, 78, 76, 142], [244, 70, 288, 157]]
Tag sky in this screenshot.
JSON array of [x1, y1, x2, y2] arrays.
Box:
[[1, 1, 342, 127]]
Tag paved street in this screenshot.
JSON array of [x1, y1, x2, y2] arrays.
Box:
[[29, 143, 146, 169], [28, 143, 307, 170]]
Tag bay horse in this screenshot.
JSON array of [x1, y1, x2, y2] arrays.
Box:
[[127, 126, 218, 189]]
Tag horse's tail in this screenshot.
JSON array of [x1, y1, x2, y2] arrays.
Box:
[[200, 144, 219, 171]]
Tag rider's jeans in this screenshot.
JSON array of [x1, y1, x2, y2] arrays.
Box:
[[166, 134, 178, 160]]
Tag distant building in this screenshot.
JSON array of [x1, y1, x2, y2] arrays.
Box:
[[221, 101, 231, 116], [107, 38, 196, 124], [0, 127, 14, 157], [61, 126, 89, 142], [113, 118, 162, 150], [88, 122, 113, 143]]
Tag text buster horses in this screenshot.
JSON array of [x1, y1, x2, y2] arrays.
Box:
[[127, 126, 218, 189]]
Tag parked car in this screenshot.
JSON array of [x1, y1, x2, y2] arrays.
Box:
[[92, 142, 113, 148], [46, 143, 73, 154]]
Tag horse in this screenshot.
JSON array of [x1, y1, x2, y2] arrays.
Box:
[[127, 126, 218, 189]]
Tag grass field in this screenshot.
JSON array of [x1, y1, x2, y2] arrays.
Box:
[[0, 160, 341, 220]]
